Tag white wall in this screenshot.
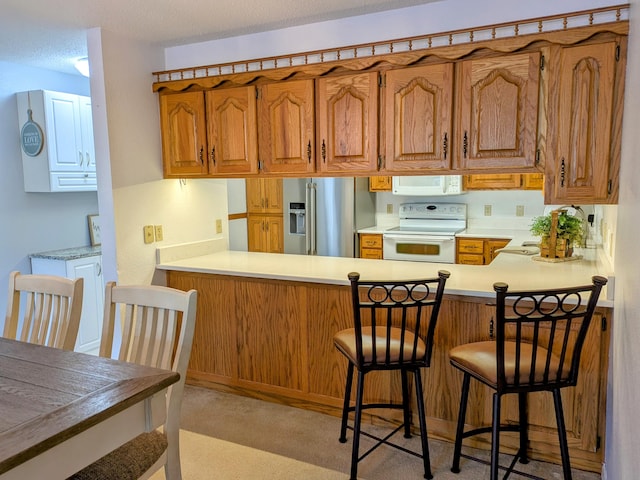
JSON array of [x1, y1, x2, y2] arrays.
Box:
[[89, 29, 228, 285], [605, 0, 640, 477], [0, 60, 97, 319]]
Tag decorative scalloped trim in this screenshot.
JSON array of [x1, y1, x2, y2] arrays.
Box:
[[153, 4, 629, 92]]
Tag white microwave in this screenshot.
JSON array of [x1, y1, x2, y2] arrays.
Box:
[[392, 175, 465, 196]]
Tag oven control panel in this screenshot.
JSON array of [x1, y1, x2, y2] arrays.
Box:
[[399, 202, 466, 220]]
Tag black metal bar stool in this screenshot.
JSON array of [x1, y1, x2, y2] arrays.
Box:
[[449, 276, 606, 480], [333, 270, 450, 480]]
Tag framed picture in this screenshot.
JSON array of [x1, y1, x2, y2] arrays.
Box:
[[88, 214, 101, 246]]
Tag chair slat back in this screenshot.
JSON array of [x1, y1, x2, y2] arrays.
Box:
[[100, 283, 197, 373], [494, 276, 607, 392], [349, 270, 450, 369], [4, 271, 83, 351]]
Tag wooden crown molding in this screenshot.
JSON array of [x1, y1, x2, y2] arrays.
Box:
[[152, 4, 629, 93]]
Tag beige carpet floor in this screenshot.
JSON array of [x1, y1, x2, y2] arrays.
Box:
[[151, 385, 601, 479]]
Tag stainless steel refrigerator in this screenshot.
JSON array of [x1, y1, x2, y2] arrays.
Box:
[[283, 177, 376, 257]]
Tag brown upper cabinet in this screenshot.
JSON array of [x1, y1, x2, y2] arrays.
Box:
[[316, 72, 379, 174], [454, 52, 540, 171], [160, 87, 259, 177], [464, 173, 544, 190], [206, 86, 258, 175], [382, 63, 454, 172], [257, 80, 315, 175], [155, 8, 627, 203], [544, 40, 623, 204], [160, 91, 209, 177]]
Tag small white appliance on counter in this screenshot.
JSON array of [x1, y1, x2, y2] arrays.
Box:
[[383, 202, 467, 263], [392, 175, 464, 196]]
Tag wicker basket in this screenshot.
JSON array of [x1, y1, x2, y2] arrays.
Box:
[[539, 210, 573, 259]]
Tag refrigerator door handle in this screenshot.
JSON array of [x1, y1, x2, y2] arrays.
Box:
[[306, 182, 316, 255]]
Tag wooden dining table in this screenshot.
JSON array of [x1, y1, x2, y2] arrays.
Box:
[[0, 337, 179, 479]]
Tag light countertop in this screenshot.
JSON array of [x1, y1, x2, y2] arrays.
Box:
[[156, 239, 614, 307], [30, 245, 102, 261]]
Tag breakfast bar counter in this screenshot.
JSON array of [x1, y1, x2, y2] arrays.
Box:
[[155, 238, 614, 307], [155, 239, 613, 473]]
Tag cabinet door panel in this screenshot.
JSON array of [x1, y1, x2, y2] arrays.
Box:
[[46, 92, 83, 171], [317, 72, 378, 173], [548, 42, 616, 203], [79, 96, 96, 172], [456, 53, 540, 170], [384, 64, 453, 171], [206, 86, 258, 175], [160, 92, 208, 176], [258, 80, 315, 174]]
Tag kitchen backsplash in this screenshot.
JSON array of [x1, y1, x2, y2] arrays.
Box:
[[374, 189, 613, 256]]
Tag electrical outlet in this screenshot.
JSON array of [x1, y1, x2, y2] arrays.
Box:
[[154, 225, 163, 242], [386, 204, 393, 214], [216, 219, 222, 234], [484, 205, 492, 216], [516, 205, 524, 217], [143, 225, 154, 244]]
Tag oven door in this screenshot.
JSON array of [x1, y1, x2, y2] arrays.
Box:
[[383, 233, 456, 263]]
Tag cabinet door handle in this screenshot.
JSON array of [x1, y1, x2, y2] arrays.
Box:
[[85, 153, 90, 166], [211, 146, 216, 165], [463, 131, 468, 158], [199, 147, 204, 164], [560, 157, 565, 187], [307, 141, 311, 163], [443, 132, 448, 160], [96, 262, 102, 276], [321, 139, 326, 162], [79, 151, 83, 166]]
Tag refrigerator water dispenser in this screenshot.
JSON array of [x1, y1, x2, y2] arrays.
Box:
[[288, 202, 306, 235]]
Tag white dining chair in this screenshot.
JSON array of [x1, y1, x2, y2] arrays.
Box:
[[4, 270, 83, 351], [68, 282, 197, 480]]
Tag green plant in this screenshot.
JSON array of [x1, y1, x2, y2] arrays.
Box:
[[530, 210, 584, 245]]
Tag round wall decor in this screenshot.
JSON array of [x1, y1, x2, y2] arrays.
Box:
[[21, 109, 44, 157]]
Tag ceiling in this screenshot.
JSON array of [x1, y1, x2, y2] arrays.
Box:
[[0, 0, 441, 76]]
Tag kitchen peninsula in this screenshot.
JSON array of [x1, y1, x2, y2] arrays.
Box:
[[155, 238, 613, 472]]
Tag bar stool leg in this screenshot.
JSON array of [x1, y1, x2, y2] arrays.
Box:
[[518, 392, 529, 464], [349, 370, 366, 480], [414, 369, 433, 479], [339, 363, 355, 443], [451, 372, 470, 473], [553, 389, 573, 480], [490, 392, 502, 480], [401, 369, 412, 438]]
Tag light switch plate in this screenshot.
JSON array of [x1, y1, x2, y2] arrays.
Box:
[[216, 219, 222, 234], [154, 225, 164, 241], [143, 225, 154, 244]]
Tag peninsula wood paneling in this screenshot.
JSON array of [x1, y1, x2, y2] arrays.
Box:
[[167, 271, 610, 472], [165, 272, 236, 379]]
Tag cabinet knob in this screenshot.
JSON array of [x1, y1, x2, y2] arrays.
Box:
[[211, 146, 216, 165]]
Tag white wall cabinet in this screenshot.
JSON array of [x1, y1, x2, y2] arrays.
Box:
[[16, 90, 96, 192], [30, 248, 104, 354]]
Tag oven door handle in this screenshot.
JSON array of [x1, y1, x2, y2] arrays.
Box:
[[383, 234, 455, 242]]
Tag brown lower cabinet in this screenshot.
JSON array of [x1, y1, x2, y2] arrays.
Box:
[[167, 270, 609, 473]]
